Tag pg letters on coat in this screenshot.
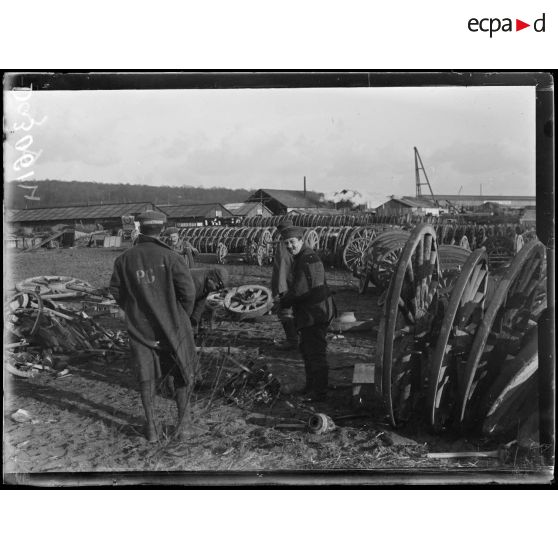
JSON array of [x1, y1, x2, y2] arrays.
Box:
[[136, 268, 156, 284]]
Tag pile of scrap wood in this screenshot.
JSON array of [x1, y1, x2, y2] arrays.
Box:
[[5, 286, 128, 379], [23, 229, 76, 251]]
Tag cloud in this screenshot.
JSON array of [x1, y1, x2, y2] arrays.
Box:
[[3, 86, 535, 198], [429, 140, 531, 175]]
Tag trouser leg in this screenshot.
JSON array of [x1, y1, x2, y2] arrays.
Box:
[[281, 317, 298, 344], [140, 380, 159, 442], [299, 324, 329, 396], [169, 357, 206, 439], [175, 386, 191, 427], [160, 352, 190, 429], [277, 307, 298, 345]]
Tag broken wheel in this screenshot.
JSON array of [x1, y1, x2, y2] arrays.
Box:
[[224, 285, 273, 319]]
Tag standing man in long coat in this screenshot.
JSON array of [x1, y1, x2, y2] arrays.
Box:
[[278, 225, 336, 401], [109, 211, 200, 442], [271, 220, 298, 349]]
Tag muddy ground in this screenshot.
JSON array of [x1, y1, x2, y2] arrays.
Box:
[[3, 247, 545, 479]]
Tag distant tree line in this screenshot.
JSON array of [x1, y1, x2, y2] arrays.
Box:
[[6, 180, 253, 209]]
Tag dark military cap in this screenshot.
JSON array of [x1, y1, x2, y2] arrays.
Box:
[[165, 226, 179, 234], [276, 219, 294, 232], [138, 210, 167, 226], [280, 226, 305, 240]]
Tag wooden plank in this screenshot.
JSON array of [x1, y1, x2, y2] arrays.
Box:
[[353, 362, 375, 384], [25, 230, 64, 252]]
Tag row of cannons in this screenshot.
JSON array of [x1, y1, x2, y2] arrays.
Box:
[[178, 219, 535, 271], [367, 224, 547, 440]]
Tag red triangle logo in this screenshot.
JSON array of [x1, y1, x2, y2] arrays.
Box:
[[516, 19, 530, 31]]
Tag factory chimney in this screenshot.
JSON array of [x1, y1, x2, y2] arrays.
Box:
[[303, 176, 306, 198]]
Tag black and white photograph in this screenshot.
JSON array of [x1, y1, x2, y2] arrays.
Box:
[[3, 72, 554, 485]]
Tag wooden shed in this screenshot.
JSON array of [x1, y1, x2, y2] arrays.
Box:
[[161, 203, 234, 227], [246, 189, 323, 215], [6, 202, 160, 234], [223, 201, 273, 220], [375, 196, 441, 217]]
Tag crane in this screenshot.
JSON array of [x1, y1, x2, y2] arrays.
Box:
[[414, 147, 439, 207]]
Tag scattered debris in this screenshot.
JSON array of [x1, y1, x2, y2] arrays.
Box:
[[308, 413, 336, 434], [11, 409, 33, 423], [5, 284, 128, 379], [221, 361, 280, 410], [376, 430, 420, 447]]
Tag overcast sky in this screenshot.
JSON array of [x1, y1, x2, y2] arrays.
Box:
[[5, 85, 535, 207]]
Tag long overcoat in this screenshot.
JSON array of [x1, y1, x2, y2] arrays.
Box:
[[271, 241, 294, 297], [109, 235, 197, 385]]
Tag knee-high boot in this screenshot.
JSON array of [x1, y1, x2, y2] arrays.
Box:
[[140, 380, 159, 442]]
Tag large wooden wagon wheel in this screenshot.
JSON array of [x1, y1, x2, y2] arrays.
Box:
[[206, 286, 238, 309], [315, 226, 328, 252], [320, 227, 335, 265], [485, 235, 515, 269], [464, 226, 475, 250], [342, 234, 371, 271], [375, 224, 442, 426], [207, 226, 221, 242], [341, 227, 375, 270], [459, 240, 546, 428], [216, 242, 228, 264], [260, 228, 273, 246], [245, 227, 259, 243], [368, 230, 411, 290], [476, 225, 487, 247], [428, 249, 489, 431], [302, 229, 319, 250], [215, 227, 230, 248], [333, 226, 352, 266], [438, 245, 472, 296], [514, 233, 525, 254], [481, 325, 538, 439], [224, 285, 273, 319]]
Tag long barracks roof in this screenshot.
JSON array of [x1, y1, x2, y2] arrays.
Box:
[[425, 194, 536, 202], [7, 202, 158, 223], [161, 203, 233, 218], [223, 202, 265, 216], [247, 189, 322, 208], [397, 196, 439, 208]]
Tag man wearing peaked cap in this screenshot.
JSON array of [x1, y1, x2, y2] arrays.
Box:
[[278, 224, 336, 402], [279, 225, 306, 240], [276, 218, 294, 232], [271, 219, 298, 350], [110, 209, 203, 443], [138, 209, 167, 228]]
